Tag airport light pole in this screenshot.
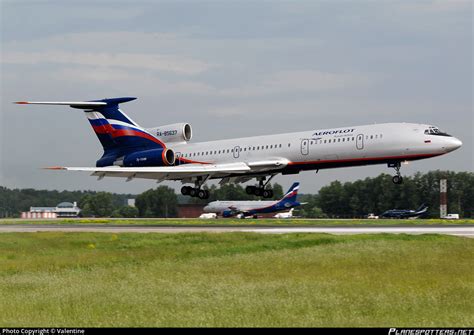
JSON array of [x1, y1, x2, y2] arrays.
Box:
[[440, 179, 447, 218]]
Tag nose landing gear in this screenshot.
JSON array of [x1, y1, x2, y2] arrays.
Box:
[[388, 162, 403, 184]]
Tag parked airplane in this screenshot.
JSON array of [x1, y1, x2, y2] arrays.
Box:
[[198, 213, 218, 219], [203, 182, 301, 218], [380, 204, 429, 219], [274, 208, 296, 219], [16, 97, 462, 199]]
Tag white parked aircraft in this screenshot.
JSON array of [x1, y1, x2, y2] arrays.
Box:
[[274, 208, 296, 219], [198, 213, 218, 219], [16, 97, 462, 199]]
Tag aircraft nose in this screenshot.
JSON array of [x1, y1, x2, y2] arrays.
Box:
[[446, 137, 462, 152]]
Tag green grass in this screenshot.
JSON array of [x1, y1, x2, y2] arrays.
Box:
[[0, 232, 472, 327], [2, 218, 473, 226]]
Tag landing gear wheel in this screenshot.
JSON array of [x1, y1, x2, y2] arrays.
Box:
[[189, 188, 198, 197], [246, 186, 256, 195], [254, 188, 263, 197], [392, 175, 403, 184], [262, 189, 273, 199], [197, 189, 208, 199], [388, 162, 403, 185], [181, 186, 192, 196]]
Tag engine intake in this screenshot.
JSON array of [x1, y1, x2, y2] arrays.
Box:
[[146, 123, 192, 143], [123, 148, 175, 167]]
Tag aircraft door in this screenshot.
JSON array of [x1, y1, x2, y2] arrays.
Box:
[[301, 139, 309, 155], [356, 134, 364, 150], [233, 146, 240, 159]]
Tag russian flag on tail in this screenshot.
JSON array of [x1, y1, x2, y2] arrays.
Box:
[[14, 97, 166, 165]]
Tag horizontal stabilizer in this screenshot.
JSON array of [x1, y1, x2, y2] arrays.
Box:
[[15, 101, 107, 107], [14, 97, 137, 109]]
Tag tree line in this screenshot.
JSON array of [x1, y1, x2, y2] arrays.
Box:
[[1, 170, 472, 218], [0, 183, 283, 218], [311, 170, 474, 218]]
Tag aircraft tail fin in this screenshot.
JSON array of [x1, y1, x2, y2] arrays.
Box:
[[416, 203, 428, 212], [279, 182, 300, 203], [15, 97, 166, 166]]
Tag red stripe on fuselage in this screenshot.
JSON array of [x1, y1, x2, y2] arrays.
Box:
[[177, 157, 212, 165], [287, 153, 442, 166]]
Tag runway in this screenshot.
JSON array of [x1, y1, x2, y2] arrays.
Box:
[[0, 224, 473, 237]]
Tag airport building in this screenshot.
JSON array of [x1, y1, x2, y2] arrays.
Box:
[[177, 204, 205, 218], [21, 202, 81, 219]]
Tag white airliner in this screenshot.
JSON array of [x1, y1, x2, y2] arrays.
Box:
[[16, 97, 462, 199]]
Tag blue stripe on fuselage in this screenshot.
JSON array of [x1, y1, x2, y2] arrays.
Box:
[[88, 118, 109, 127]]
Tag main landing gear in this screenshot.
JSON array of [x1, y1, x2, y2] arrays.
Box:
[[181, 186, 210, 199], [245, 175, 276, 199], [181, 176, 210, 199], [388, 162, 403, 185]]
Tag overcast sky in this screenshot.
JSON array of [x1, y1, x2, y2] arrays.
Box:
[[1, 1, 472, 195]]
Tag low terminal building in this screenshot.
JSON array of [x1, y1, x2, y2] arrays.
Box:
[[177, 204, 205, 218], [21, 202, 81, 219]]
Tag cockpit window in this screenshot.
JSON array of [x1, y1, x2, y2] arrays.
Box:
[[424, 126, 451, 137]]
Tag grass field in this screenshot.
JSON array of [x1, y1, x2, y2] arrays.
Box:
[[1, 218, 473, 226], [0, 232, 472, 327]]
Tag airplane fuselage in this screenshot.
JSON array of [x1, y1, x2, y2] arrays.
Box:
[[167, 122, 461, 176], [204, 200, 291, 216]]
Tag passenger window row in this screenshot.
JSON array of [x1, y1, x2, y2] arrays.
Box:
[[181, 143, 285, 158], [310, 134, 383, 145]]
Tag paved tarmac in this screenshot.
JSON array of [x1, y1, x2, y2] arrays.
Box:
[[0, 224, 473, 237]]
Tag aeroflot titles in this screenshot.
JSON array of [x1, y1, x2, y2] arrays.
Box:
[[312, 128, 356, 136]]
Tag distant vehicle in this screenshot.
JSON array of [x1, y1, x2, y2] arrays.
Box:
[[274, 208, 296, 219], [203, 182, 302, 219], [380, 204, 429, 219], [367, 213, 379, 219], [442, 214, 459, 220], [199, 213, 217, 219]]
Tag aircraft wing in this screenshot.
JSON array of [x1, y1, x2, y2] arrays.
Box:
[[47, 162, 251, 182], [227, 206, 243, 216], [246, 159, 289, 171]]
